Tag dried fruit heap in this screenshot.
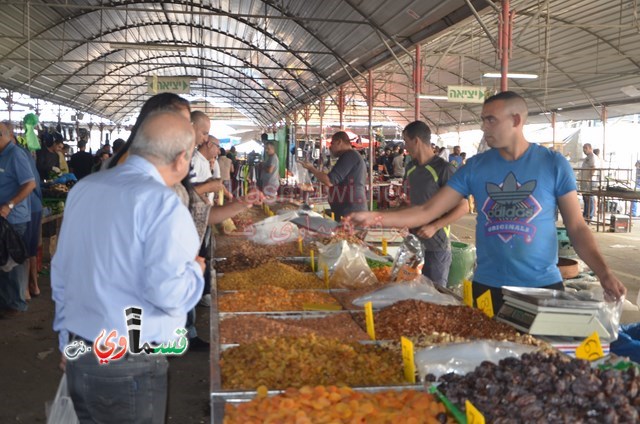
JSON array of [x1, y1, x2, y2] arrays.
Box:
[[223, 385, 449, 424], [220, 314, 369, 344], [220, 335, 405, 389], [218, 285, 338, 312], [374, 300, 520, 341], [215, 239, 307, 272], [218, 261, 322, 290], [439, 352, 640, 423]]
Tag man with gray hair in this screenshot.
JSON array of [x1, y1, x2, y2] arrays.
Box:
[[52, 111, 205, 423]]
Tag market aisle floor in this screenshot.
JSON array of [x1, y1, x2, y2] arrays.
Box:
[[1, 213, 638, 422]]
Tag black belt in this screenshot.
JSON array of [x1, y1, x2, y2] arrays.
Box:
[[69, 332, 93, 345]]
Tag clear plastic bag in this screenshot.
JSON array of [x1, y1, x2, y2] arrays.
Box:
[[248, 213, 300, 245], [46, 374, 79, 424], [293, 161, 312, 186], [352, 275, 461, 309], [317, 240, 377, 289], [389, 234, 424, 281], [415, 340, 538, 381]]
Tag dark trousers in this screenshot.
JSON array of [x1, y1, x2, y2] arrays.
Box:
[[472, 281, 564, 314], [422, 249, 453, 287], [582, 194, 595, 220], [67, 352, 168, 424]]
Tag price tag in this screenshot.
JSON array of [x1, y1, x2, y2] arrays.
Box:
[[364, 301, 376, 340], [298, 237, 303, 254], [476, 290, 494, 318], [381, 238, 388, 256], [218, 189, 224, 206], [401, 337, 416, 383], [310, 250, 315, 272], [331, 212, 335, 221], [575, 331, 605, 361], [323, 263, 330, 289], [463, 279, 473, 307], [465, 400, 485, 424]]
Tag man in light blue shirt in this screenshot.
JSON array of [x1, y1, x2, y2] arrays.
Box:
[[52, 111, 204, 423], [0, 121, 36, 315]]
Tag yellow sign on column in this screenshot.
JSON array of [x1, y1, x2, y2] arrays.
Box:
[[401, 337, 416, 383], [575, 331, 605, 361], [476, 290, 494, 318], [364, 301, 376, 340]]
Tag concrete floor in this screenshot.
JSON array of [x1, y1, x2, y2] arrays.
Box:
[[449, 214, 640, 323]]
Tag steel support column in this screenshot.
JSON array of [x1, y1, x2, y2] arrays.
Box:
[[601, 105, 607, 160], [414, 45, 422, 122], [303, 105, 310, 141], [367, 70, 374, 210], [500, 0, 511, 92], [552, 111, 557, 151], [338, 86, 345, 130], [319, 97, 325, 153]]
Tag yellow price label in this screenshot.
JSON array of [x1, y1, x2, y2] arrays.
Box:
[[218, 189, 224, 206], [476, 290, 494, 318], [381, 238, 388, 256], [331, 212, 335, 221], [465, 400, 485, 424], [463, 279, 473, 307], [364, 301, 376, 340], [310, 250, 315, 272], [575, 331, 605, 361], [401, 337, 416, 383], [323, 264, 330, 289], [298, 237, 303, 254]]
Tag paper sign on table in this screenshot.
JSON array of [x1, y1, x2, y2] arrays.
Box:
[[401, 337, 416, 383], [466, 400, 485, 424], [476, 290, 494, 318], [365, 301, 375, 340], [463, 279, 473, 307], [575, 331, 605, 361]]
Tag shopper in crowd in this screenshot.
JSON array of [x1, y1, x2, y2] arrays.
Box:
[[58, 144, 70, 174], [392, 148, 406, 178], [52, 111, 204, 423], [449, 145, 463, 170], [36, 131, 63, 180], [4, 121, 42, 300], [69, 141, 94, 180], [259, 141, 280, 198], [218, 147, 234, 193], [301, 131, 367, 221], [112, 138, 125, 155], [580, 143, 598, 222], [191, 136, 218, 202], [91, 150, 110, 173], [0, 121, 36, 317], [348, 91, 626, 311], [402, 121, 469, 286]]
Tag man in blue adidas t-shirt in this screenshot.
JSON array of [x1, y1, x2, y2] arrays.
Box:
[[348, 91, 626, 311]]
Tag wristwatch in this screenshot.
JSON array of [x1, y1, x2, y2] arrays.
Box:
[[7, 202, 14, 210]]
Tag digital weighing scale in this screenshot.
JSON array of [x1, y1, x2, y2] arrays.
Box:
[[496, 286, 612, 339]]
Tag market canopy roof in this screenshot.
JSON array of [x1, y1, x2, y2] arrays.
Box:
[[1, 0, 639, 130]]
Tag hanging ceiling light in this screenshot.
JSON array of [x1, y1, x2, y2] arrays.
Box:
[[483, 72, 538, 79], [417, 94, 448, 100]]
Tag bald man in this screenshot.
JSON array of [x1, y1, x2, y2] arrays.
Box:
[[349, 91, 626, 311], [191, 110, 211, 147], [52, 111, 204, 422]]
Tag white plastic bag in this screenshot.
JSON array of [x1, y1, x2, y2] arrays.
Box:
[[317, 240, 377, 289], [46, 374, 79, 424], [248, 213, 300, 245], [352, 275, 461, 309], [415, 340, 538, 381]]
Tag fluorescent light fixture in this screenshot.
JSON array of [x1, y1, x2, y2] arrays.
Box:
[[109, 42, 188, 52], [417, 94, 448, 100], [372, 106, 405, 112], [483, 72, 538, 79]]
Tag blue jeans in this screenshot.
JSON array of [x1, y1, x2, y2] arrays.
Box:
[[0, 222, 28, 311], [422, 249, 453, 287], [67, 352, 168, 424], [582, 194, 595, 220]]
